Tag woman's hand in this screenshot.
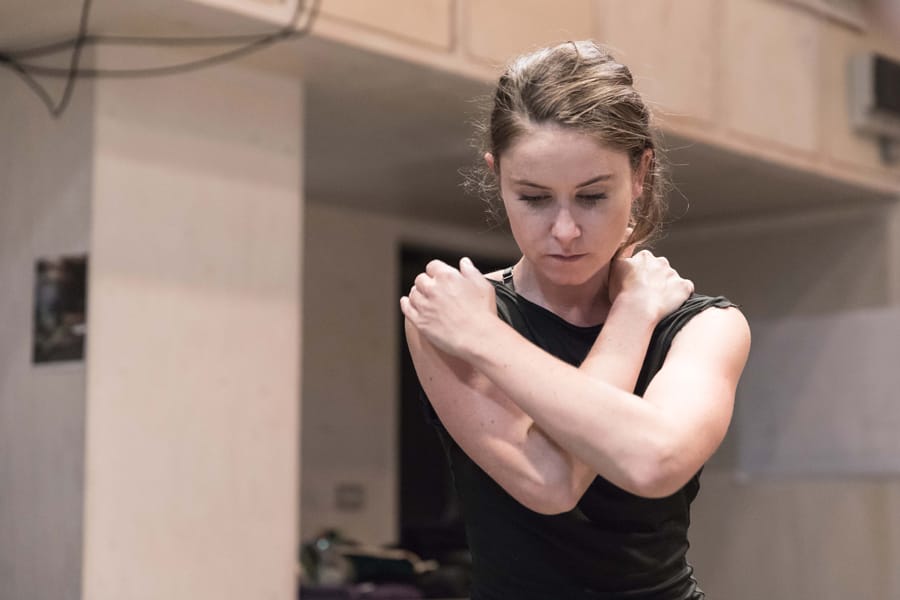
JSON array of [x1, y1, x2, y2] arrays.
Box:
[[608, 247, 693, 322], [400, 257, 498, 358]]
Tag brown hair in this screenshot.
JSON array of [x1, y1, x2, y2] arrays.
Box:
[[465, 40, 668, 248]]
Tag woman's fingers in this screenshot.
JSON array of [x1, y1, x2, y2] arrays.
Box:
[[399, 295, 419, 321], [414, 272, 433, 295], [425, 259, 453, 277], [401, 256, 498, 359], [415, 259, 485, 295], [616, 243, 638, 260], [616, 226, 637, 259], [406, 284, 428, 314], [459, 256, 483, 280], [609, 249, 693, 318]]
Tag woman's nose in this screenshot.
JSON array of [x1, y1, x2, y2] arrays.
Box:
[[551, 207, 581, 243]]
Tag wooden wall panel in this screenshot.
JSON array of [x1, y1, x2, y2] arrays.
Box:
[[322, 0, 453, 50], [464, 0, 594, 64], [722, 0, 821, 153], [595, 0, 718, 124]]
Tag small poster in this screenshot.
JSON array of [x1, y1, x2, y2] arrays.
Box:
[[33, 255, 88, 364]]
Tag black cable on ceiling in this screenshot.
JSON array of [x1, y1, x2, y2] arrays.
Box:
[[0, 0, 320, 117]]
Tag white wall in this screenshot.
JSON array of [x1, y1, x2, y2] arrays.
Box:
[[301, 202, 516, 545], [656, 205, 895, 318], [657, 202, 900, 599], [80, 48, 303, 600], [689, 470, 899, 599], [0, 64, 94, 600]]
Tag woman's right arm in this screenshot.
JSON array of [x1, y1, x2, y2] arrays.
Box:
[[407, 319, 582, 514]]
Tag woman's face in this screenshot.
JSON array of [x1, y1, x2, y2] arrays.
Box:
[[490, 124, 646, 287]]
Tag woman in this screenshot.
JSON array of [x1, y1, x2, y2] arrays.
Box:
[[400, 41, 750, 600]]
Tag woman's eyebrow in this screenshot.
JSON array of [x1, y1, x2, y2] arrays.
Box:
[[511, 174, 613, 189], [576, 174, 613, 187]]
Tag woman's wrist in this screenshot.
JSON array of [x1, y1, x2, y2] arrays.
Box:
[[609, 290, 665, 325], [581, 293, 659, 390]]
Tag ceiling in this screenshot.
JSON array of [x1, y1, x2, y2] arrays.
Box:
[[296, 35, 897, 229], [2, 1, 896, 230]]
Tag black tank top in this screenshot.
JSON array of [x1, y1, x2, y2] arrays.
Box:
[[421, 274, 734, 599]]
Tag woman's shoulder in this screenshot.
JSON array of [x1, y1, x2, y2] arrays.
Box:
[[636, 293, 747, 395], [669, 294, 749, 340], [653, 293, 750, 367], [682, 292, 736, 310], [651, 293, 746, 351], [659, 293, 739, 329]]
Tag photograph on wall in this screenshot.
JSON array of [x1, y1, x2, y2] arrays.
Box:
[[33, 254, 88, 364]]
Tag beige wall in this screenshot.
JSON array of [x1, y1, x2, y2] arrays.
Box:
[[79, 48, 303, 600], [302, 202, 516, 545], [656, 204, 900, 598], [690, 471, 900, 599], [2, 43, 304, 600], [657, 204, 896, 318], [296, 0, 899, 195], [0, 58, 94, 600]]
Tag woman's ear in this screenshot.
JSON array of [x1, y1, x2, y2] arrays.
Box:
[[632, 149, 652, 201], [484, 152, 496, 172]]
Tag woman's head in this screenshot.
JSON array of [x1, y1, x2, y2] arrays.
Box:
[[468, 40, 667, 249]]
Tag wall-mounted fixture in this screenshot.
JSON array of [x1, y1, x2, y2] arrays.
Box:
[[850, 53, 900, 165]]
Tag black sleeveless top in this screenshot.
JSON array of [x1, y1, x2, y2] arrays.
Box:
[[421, 273, 734, 599]]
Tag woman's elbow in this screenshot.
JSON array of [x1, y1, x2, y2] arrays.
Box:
[[625, 449, 692, 499], [628, 475, 684, 499], [509, 473, 581, 515], [520, 485, 579, 515]]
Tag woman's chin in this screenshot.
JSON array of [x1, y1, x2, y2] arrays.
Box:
[[539, 259, 608, 287]]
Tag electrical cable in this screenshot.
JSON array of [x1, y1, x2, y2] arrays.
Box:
[[3, 0, 316, 60], [1, 0, 94, 117], [8, 0, 315, 63], [50, 0, 92, 116], [7, 30, 303, 61], [0, 0, 319, 116], [6, 0, 315, 76]]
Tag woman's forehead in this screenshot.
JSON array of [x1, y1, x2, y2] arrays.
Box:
[[502, 125, 630, 183]]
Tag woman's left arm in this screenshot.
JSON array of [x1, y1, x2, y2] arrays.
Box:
[[463, 305, 748, 498], [403, 259, 750, 499]]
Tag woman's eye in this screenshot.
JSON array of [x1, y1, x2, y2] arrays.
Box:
[[578, 194, 607, 203], [518, 194, 550, 203]]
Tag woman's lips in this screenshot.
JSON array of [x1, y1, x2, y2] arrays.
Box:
[[548, 253, 586, 262]]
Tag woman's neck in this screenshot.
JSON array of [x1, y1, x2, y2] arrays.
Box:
[[512, 259, 612, 327]]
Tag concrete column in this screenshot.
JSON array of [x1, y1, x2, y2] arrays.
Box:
[[0, 52, 94, 600], [81, 47, 303, 600]]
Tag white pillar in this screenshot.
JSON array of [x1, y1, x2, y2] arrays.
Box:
[[0, 54, 94, 600], [82, 47, 303, 600]]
